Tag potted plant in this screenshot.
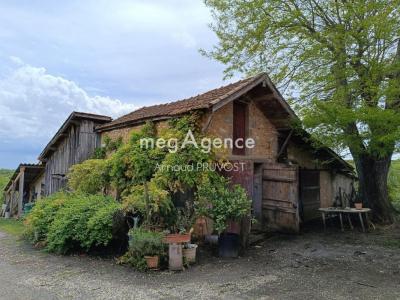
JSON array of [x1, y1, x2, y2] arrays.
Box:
[[144, 255, 159, 269], [164, 202, 195, 243], [128, 228, 165, 270], [196, 175, 251, 258], [353, 193, 363, 210]]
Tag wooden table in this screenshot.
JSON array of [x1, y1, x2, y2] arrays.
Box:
[[318, 207, 372, 232]]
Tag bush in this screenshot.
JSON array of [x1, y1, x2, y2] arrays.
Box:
[[196, 174, 251, 233], [46, 194, 122, 254], [121, 228, 165, 271], [92, 136, 123, 159], [128, 228, 165, 256], [24, 192, 122, 254], [68, 159, 111, 194], [122, 180, 173, 226], [24, 192, 69, 243]]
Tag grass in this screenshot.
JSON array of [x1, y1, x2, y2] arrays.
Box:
[[0, 218, 25, 236], [382, 238, 400, 248]]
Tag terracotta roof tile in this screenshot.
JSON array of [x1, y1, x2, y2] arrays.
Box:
[[97, 74, 265, 131]]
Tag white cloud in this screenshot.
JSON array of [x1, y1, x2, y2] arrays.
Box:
[[0, 1, 227, 167], [0, 59, 135, 139]]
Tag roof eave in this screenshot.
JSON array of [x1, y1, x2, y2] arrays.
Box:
[[38, 112, 112, 160]]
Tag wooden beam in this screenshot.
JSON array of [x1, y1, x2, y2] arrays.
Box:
[[249, 93, 274, 103], [201, 112, 213, 133], [277, 130, 293, 158], [18, 169, 25, 217], [212, 75, 267, 112]]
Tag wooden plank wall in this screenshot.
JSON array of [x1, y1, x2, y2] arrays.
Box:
[[44, 120, 102, 196], [262, 164, 299, 233]]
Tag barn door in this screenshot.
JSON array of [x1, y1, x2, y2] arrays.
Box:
[[262, 164, 299, 233], [299, 170, 320, 222]]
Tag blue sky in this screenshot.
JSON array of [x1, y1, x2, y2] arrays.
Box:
[[0, 0, 236, 169]]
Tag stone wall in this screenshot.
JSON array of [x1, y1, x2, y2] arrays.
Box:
[[101, 99, 279, 160], [101, 125, 143, 144], [100, 122, 170, 144], [203, 100, 278, 159]]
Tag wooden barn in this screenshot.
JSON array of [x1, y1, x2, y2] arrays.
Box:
[[38, 112, 112, 196], [2, 112, 112, 217], [96, 73, 355, 232]]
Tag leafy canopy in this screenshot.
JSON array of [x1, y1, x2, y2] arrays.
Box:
[[204, 0, 400, 159]]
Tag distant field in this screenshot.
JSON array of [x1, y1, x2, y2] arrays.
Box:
[[0, 169, 13, 202]]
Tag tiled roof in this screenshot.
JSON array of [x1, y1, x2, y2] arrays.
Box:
[[97, 74, 266, 131]]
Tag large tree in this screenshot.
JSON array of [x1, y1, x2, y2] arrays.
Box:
[[204, 0, 400, 222]]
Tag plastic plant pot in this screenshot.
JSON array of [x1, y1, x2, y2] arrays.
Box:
[[218, 233, 240, 258]]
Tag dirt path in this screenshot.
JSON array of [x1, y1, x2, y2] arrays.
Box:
[[0, 228, 399, 300]]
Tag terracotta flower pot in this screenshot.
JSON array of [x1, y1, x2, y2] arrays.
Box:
[[183, 244, 198, 264], [355, 203, 363, 210], [163, 233, 191, 244], [144, 255, 159, 269]]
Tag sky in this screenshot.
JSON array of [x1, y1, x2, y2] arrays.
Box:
[[0, 0, 233, 169]]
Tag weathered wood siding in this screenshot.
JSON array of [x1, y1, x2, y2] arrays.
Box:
[[30, 172, 44, 201], [262, 164, 299, 232], [44, 120, 102, 195], [319, 171, 333, 208]]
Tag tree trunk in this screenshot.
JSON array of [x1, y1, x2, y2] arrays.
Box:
[[354, 154, 395, 223]]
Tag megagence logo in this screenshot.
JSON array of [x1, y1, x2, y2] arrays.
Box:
[[140, 129, 255, 153]]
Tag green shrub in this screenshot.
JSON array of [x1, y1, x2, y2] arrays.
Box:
[[84, 201, 122, 249], [24, 192, 122, 254], [122, 180, 173, 226], [123, 228, 165, 270], [93, 136, 123, 159], [68, 159, 111, 194], [196, 174, 251, 233], [46, 194, 121, 254], [24, 192, 69, 243], [128, 228, 165, 256]]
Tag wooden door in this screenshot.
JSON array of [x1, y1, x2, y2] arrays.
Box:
[[299, 170, 320, 222], [262, 164, 299, 233]]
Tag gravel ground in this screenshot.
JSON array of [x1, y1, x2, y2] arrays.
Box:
[[0, 225, 399, 300]]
